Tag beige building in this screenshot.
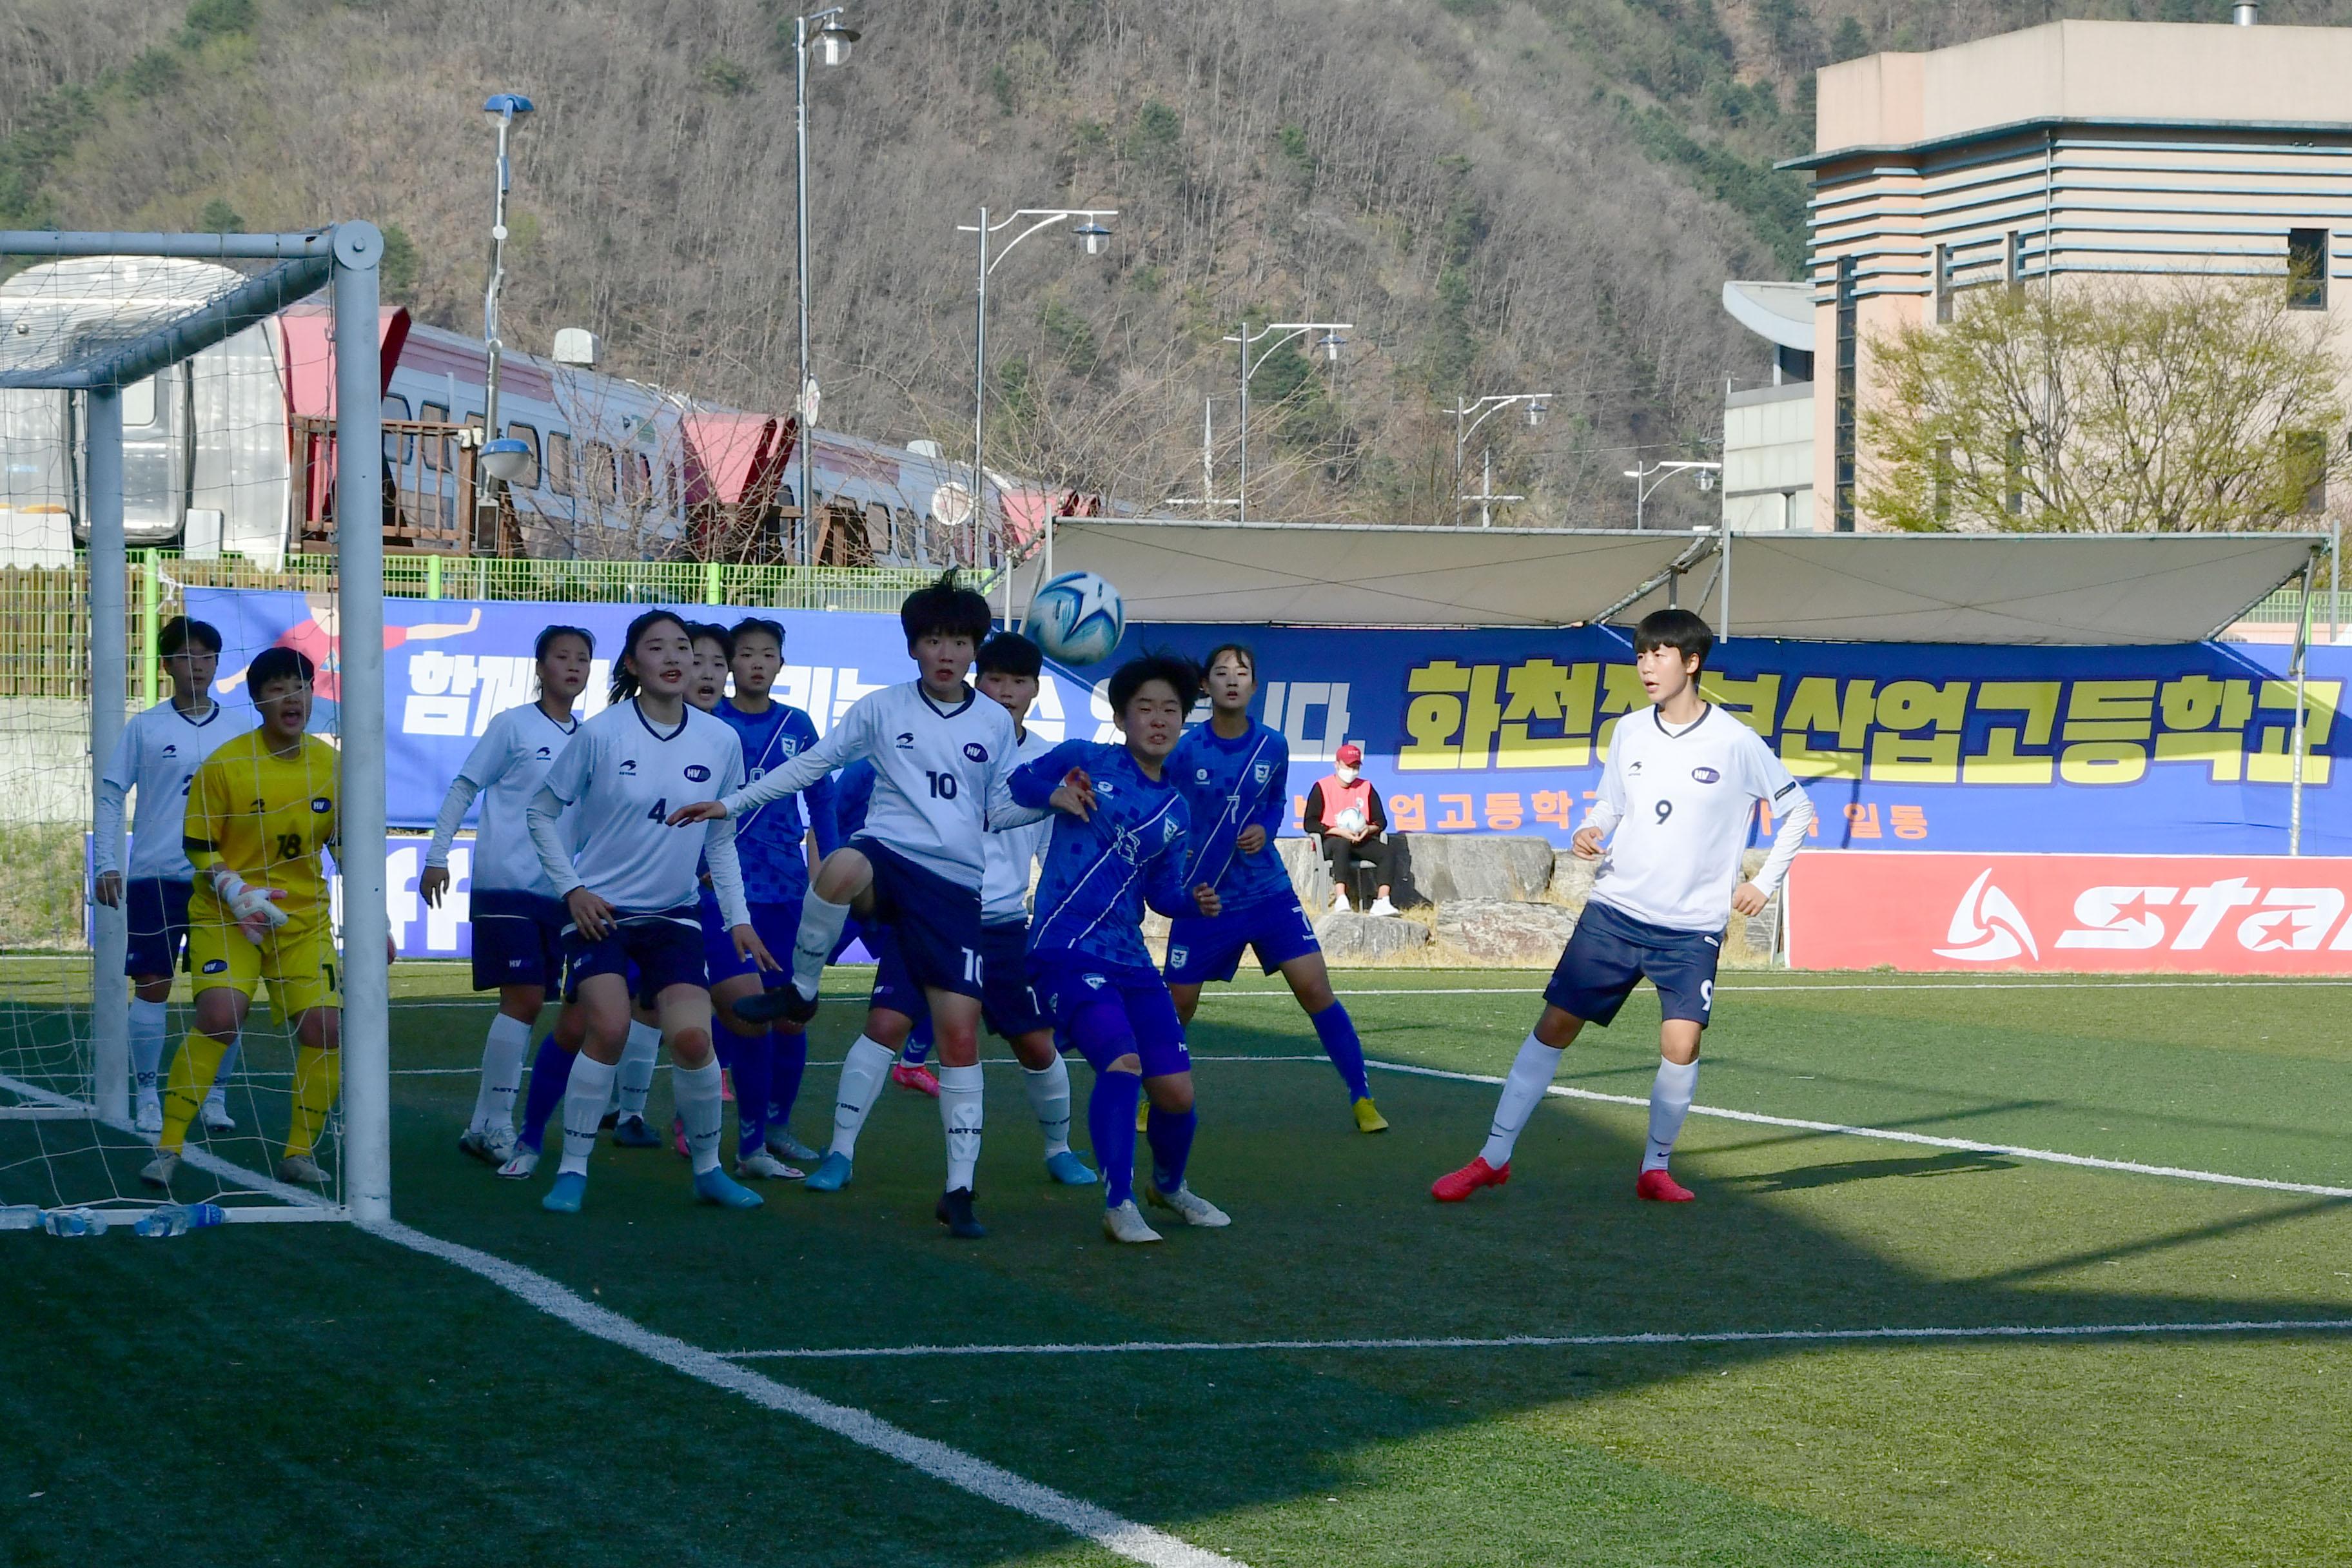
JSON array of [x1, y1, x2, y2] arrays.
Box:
[[1736, 17, 2352, 531]]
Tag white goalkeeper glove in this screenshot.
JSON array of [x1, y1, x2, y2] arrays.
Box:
[[211, 867, 289, 945]]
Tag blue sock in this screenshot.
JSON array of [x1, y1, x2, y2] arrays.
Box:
[[902, 1015, 934, 1068], [518, 1037, 574, 1152], [1310, 1001, 1372, 1101], [769, 1028, 808, 1129], [725, 1025, 771, 1159], [1090, 1069, 1142, 1208], [1146, 1104, 1197, 1195]]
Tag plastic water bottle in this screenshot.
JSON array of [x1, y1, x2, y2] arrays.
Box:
[[0, 1204, 43, 1231], [132, 1202, 226, 1239], [42, 1207, 110, 1237]]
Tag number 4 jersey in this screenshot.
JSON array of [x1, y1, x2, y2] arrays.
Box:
[[534, 698, 748, 923], [1586, 703, 1810, 934]]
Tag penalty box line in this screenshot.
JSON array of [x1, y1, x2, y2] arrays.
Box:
[[1366, 1059, 2352, 1201]]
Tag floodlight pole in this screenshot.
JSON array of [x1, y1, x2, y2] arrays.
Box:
[[1226, 319, 1350, 522], [332, 221, 392, 1223], [1624, 460, 1722, 530], [1451, 392, 1551, 526], [792, 8, 849, 569], [2289, 552, 2315, 857], [480, 96, 531, 557], [87, 389, 129, 1123]]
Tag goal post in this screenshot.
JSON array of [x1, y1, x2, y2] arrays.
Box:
[[0, 222, 388, 1225]]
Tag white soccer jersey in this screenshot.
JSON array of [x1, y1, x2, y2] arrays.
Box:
[[426, 701, 581, 896], [720, 680, 1041, 890], [982, 727, 1057, 923], [529, 698, 749, 929], [95, 698, 257, 881], [1585, 703, 1811, 934]]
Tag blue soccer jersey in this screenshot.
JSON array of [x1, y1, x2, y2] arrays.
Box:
[[1168, 718, 1293, 910], [1009, 740, 1195, 970], [832, 757, 877, 839], [717, 699, 839, 904]]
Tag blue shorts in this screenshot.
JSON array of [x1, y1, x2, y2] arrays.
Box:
[[1544, 899, 1721, 1028], [564, 911, 705, 1002], [1164, 891, 1320, 984], [856, 837, 983, 999], [874, 919, 1049, 1040], [1031, 952, 1191, 1080], [470, 888, 568, 992], [701, 890, 803, 990], [124, 877, 193, 977]]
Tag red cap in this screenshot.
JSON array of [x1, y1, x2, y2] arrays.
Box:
[[1335, 742, 1363, 765]]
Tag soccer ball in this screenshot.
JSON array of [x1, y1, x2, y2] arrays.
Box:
[[1334, 807, 1368, 837], [1023, 571, 1126, 667]]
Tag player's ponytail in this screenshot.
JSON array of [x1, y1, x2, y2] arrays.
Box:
[[610, 610, 691, 705]]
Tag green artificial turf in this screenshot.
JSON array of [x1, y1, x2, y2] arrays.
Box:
[[5, 966, 2350, 1566]]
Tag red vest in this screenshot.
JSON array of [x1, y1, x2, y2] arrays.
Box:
[[1321, 774, 1375, 826]]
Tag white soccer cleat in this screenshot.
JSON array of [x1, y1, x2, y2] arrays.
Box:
[[734, 1150, 805, 1181], [201, 1099, 236, 1134], [1146, 1182, 1231, 1228], [1368, 894, 1399, 917], [139, 1151, 180, 1189], [277, 1153, 328, 1186], [134, 1097, 163, 1138], [459, 1123, 518, 1166], [496, 1146, 541, 1181], [1101, 1199, 1162, 1244]]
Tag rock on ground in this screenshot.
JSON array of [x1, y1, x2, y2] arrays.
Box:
[[1312, 911, 1431, 962], [1433, 900, 1582, 965], [1393, 834, 1557, 905]]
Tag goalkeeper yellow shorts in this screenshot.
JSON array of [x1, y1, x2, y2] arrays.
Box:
[[186, 913, 342, 1023]]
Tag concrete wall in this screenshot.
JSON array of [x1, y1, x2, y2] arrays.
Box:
[[1722, 383, 1814, 531]]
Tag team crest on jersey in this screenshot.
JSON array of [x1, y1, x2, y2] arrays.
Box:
[[1195, 768, 1210, 781], [201, 959, 227, 974], [1253, 763, 1271, 783], [963, 742, 988, 763], [1097, 780, 1117, 798], [1169, 945, 1190, 967], [685, 764, 712, 783], [1162, 818, 1179, 843], [895, 732, 916, 749], [618, 759, 638, 776], [779, 738, 800, 758], [1083, 974, 1105, 990], [311, 796, 332, 813], [1690, 767, 1720, 784]]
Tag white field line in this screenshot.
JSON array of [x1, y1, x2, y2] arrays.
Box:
[[1365, 1058, 2352, 1200], [720, 1317, 2352, 1361], [366, 1218, 1244, 1568]]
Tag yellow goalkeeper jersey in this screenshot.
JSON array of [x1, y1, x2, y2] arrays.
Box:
[[184, 729, 340, 925]]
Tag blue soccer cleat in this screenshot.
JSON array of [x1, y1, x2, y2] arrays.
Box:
[[692, 1166, 765, 1209], [1044, 1150, 1099, 1186], [542, 1171, 587, 1213], [803, 1151, 854, 1191]]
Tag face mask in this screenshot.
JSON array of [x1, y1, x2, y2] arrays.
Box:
[[1335, 764, 1359, 783]]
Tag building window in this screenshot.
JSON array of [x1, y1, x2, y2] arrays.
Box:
[[1834, 255, 1857, 533], [2006, 231, 2026, 295], [545, 431, 573, 493], [2289, 229, 2328, 310], [1934, 243, 1954, 324]]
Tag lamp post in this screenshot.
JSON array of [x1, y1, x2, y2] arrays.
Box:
[[1451, 392, 1551, 527], [478, 92, 533, 554], [791, 7, 858, 565], [956, 206, 1117, 600], [1623, 459, 1721, 530], [1221, 320, 1350, 522]]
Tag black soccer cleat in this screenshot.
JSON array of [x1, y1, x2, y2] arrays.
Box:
[[736, 983, 819, 1026], [935, 1186, 987, 1240]]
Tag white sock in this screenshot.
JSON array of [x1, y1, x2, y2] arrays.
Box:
[[673, 1057, 725, 1175], [1021, 1056, 1072, 1157], [613, 1021, 661, 1119], [828, 1034, 894, 1160], [557, 1054, 618, 1178], [472, 1013, 533, 1132], [1643, 1058, 1700, 1172], [130, 998, 166, 1100], [1478, 1034, 1562, 1168], [792, 894, 852, 999], [206, 1039, 240, 1108], [938, 1063, 984, 1191]]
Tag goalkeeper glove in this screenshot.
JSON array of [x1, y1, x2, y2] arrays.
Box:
[[211, 867, 289, 945]]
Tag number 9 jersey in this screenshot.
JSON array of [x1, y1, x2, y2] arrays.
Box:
[[1587, 705, 1805, 934]]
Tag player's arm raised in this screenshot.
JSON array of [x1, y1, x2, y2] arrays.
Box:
[[1008, 738, 1095, 820], [670, 700, 856, 825]]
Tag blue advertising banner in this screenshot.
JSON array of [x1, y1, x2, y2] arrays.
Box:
[[188, 589, 2346, 857]]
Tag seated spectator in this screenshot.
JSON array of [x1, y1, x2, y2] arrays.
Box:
[[1304, 743, 1397, 916]]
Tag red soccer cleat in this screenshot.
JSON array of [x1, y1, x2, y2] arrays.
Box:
[[1431, 1155, 1510, 1203], [891, 1062, 941, 1098], [1636, 1168, 1695, 1203]]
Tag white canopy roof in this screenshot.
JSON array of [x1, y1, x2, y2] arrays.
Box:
[[1721, 280, 1815, 353], [1022, 518, 2324, 643]]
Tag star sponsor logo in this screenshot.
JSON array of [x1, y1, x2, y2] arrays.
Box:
[[1936, 868, 2039, 963]]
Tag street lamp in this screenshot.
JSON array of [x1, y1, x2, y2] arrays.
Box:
[[478, 91, 533, 554], [479, 437, 533, 485], [956, 205, 1118, 598], [1451, 391, 1553, 527], [1622, 459, 1721, 530], [792, 6, 858, 565], [1223, 318, 1352, 520]]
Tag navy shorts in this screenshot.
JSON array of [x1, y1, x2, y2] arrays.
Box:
[[564, 912, 705, 1002], [1031, 952, 1191, 1079], [1164, 891, 1320, 984], [124, 877, 193, 977], [701, 890, 803, 990], [1544, 899, 1721, 1028], [856, 837, 983, 1000], [874, 919, 1049, 1040], [470, 888, 568, 992]]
